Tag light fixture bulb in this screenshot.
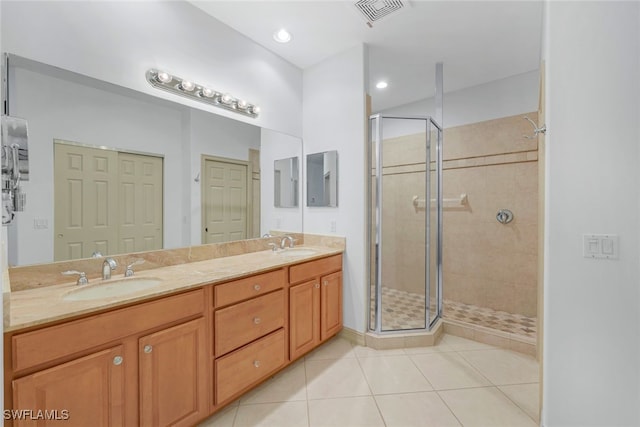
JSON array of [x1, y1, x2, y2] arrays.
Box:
[[237, 99, 248, 109], [221, 93, 233, 104], [273, 28, 292, 43], [251, 105, 261, 115], [156, 71, 172, 84], [180, 80, 195, 91], [201, 87, 215, 98], [376, 81, 388, 89]]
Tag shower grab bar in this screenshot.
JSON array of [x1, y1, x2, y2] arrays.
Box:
[[412, 194, 467, 212]]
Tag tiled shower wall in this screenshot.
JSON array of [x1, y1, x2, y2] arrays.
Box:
[[381, 113, 538, 318]]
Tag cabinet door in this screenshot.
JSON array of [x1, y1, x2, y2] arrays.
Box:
[[289, 280, 320, 361], [13, 346, 126, 427], [321, 271, 343, 341], [139, 318, 207, 427]]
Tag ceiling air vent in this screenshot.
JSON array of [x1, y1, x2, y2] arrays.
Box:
[[353, 0, 408, 27]]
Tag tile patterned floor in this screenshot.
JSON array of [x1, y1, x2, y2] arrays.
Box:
[[199, 334, 540, 427], [371, 287, 537, 339]]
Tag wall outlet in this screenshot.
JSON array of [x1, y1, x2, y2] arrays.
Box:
[[33, 218, 49, 230], [276, 217, 282, 228], [583, 234, 619, 259], [330, 220, 337, 233]]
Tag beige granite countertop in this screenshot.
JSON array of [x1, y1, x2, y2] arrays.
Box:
[[5, 245, 343, 332]]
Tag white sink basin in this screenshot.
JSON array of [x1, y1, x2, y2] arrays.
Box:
[[277, 248, 318, 257], [63, 278, 163, 301]]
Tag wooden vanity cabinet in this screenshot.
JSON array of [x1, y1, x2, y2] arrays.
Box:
[[13, 346, 126, 426], [139, 317, 207, 427], [6, 253, 343, 426], [289, 255, 343, 361], [211, 269, 287, 407], [6, 289, 209, 427]]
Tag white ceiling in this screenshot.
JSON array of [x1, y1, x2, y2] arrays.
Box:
[[190, 1, 543, 111]]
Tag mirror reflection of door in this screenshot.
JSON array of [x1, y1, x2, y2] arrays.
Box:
[[202, 156, 251, 244], [54, 141, 163, 261]]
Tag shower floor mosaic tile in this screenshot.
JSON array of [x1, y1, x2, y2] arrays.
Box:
[[371, 287, 537, 339]]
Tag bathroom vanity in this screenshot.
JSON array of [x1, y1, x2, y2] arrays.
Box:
[[3, 245, 343, 426]]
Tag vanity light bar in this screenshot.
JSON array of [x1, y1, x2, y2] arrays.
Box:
[[145, 69, 260, 118]]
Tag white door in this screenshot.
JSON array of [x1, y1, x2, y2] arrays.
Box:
[[202, 158, 248, 243], [54, 143, 118, 260], [54, 142, 163, 261], [118, 152, 163, 253]]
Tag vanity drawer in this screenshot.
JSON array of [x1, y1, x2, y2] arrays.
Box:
[[12, 289, 204, 373], [215, 329, 285, 404], [289, 254, 342, 284], [214, 289, 284, 356], [214, 269, 284, 308]]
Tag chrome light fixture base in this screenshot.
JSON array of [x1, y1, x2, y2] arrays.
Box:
[[145, 69, 260, 118]]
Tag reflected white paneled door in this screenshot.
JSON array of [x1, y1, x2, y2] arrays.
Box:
[[54, 142, 163, 261], [54, 143, 118, 261], [203, 157, 248, 244], [118, 153, 163, 254]]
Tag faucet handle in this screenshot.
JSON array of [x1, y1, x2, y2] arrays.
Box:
[[62, 270, 89, 286], [267, 243, 278, 252], [125, 259, 145, 277]]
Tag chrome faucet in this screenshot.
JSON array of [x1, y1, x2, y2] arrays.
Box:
[[124, 259, 145, 277], [280, 235, 295, 249], [102, 258, 117, 280]]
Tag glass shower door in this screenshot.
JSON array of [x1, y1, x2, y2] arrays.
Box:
[[369, 115, 442, 333]]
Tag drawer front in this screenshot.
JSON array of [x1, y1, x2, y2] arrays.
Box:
[[215, 329, 285, 404], [214, 269, 284, 308], [289, 254, 342, 284], [215, 290, 284, 356], [12, 289, 205, 373]]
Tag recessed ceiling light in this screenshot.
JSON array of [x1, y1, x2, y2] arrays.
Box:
[[273, 28, 292, 43], [376, 81, 388, 89]]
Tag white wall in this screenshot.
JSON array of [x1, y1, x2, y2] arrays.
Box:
[[543, 2, 640, 426], [260, 129, 303, 234], [380, 70, 539, 137], [1, 0, 302, 137], [303, 45, 367, 332]]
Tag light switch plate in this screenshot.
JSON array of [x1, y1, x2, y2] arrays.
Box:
[[583, 234, 619, 259]]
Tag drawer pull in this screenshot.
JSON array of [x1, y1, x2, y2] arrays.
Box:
[[113, 356, 123, 366], [253, 360, 261, 368], [253, 317, 261, 325], [314, 283, 320, 289], [253, 284, 261, 292], [144, 345, 153, 354]]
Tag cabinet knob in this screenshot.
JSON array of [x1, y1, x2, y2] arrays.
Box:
[[253, 284, 261, 292], [113, 356, 123, 366], [144, 345, 153, 354], [253, 317, 261, 325], [314, 283, 320, 289], [253, 360, 261, 368], [323, 281, 328, 286]]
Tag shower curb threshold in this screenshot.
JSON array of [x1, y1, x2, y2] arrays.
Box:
[[443, 318, 537, 357], [362, 319, 445, 350]]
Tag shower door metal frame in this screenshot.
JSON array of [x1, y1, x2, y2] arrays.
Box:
[[368, 114, 443, 334]]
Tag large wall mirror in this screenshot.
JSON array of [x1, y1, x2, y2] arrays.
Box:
[[306, 150, 338, 207], [6, 54, 302, 266]]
